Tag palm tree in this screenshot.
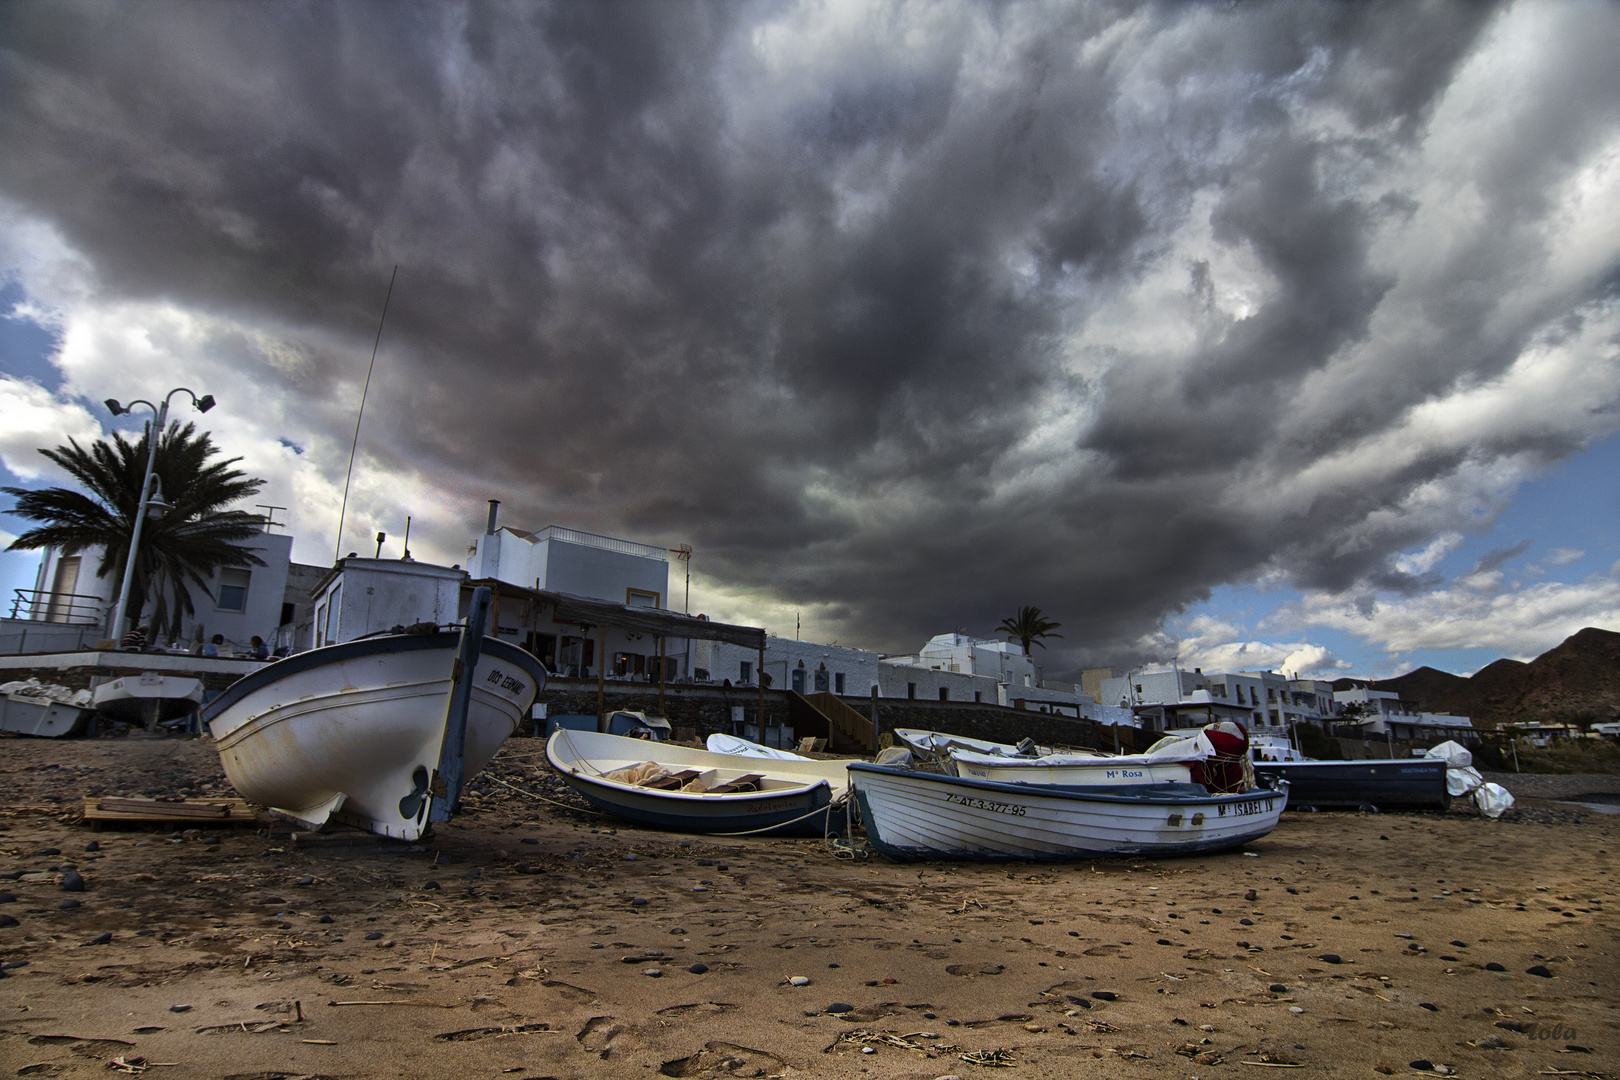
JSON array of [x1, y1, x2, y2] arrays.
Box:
[[4, 421, 267, 639], [998, 605, 1064, 655]]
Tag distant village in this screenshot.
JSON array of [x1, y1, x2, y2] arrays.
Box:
[[2, 497, 1496, 746]]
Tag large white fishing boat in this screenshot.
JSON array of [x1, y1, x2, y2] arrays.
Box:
[[203, 592, 544, 840]]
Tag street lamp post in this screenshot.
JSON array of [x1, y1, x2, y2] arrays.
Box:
[[104, 388, 216, 642]]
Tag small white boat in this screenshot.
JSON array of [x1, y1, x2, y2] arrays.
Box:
[[848, 763, 1288, 862], [203, 616, 544, 840], [0, 682, 94, 738], [92, 672, 203, 729], [705, 732, 812, 760], [948, 748, 1198, 786], [892, 728, 1057, 759], [547, 728, 852, 836]]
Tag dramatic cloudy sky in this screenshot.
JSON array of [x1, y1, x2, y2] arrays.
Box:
[[3, 0, 1619, 679]]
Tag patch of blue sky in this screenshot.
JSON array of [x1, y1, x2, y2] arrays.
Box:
[[0, 278, 63, 391], [1184, 434, 1620, 678]]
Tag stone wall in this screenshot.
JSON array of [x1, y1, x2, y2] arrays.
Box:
[[536, 679, 1146, 753]]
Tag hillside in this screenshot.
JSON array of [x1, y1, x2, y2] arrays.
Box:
[[1375, 627, 1620, 729]]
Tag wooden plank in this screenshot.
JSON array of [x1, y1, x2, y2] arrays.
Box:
[[82, 795, 264, 823]]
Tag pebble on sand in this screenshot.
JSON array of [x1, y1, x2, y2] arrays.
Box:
[[169, 1004, 191, 1013], [1269, 984, 1287, 993], [84, 841, 99, 852], [1485, 962, 1505, 972], [91, 932, 112, 944], [825, 1003, 854, 1014], [1318, 954, 1343, 964], [0, 894, 14, 904], [59, 898, 81, 910], [365, 932, 384, 940], [1526, 965, 1553, 978], [1419, 1003, 1439, 1012], [643, 968, 662, 977], [688, 963, 709, 974], [0, 914, 19, 927], [61, 870, 85, 892], [789, 976, 810, 987]]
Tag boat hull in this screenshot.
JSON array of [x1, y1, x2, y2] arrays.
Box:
[[849, 763, 1287, 862], [1252, 759, 1450, 811], [0, 695, 93, 738], [92, 674, 203, 726], [547, 728, 851, 837], [203, 633, 544, 840]]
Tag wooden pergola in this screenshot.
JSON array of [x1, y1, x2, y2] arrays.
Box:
[[466, 579, 768, 731]]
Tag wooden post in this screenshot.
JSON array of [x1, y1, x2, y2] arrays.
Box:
[[757, 640, 765, 743], [657, 635, 666, 716], [597, 624, 607, 733], [429, 586, 491, 824]]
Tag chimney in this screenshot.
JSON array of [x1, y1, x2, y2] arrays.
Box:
[[486, 499, 501, 535]]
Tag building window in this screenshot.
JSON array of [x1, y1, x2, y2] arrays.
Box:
[[938, 687, 949, 701], [974, 691, 982, 703], [217, 568, 250, 612], [626, 588, 660, 608], [834, 672, 845, 694], [907, 682, 916, 699], [740, 661, 753, 684]]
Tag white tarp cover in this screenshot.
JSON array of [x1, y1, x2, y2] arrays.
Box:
[[706, 733, 811, 761], [0, 679, 92, 707], [1424, 740, 1514, 818]]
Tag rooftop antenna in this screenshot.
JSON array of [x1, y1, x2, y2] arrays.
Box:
[[335, 264, 397, 563], [669, 544, 692, 613], [255, 505, 287, 533], [402, 515, 412, 560]]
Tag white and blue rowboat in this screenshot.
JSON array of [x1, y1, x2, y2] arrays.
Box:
[[848, 763, 1288, 862], [203, 592, 543, 840], [547, 728, 852, 837]]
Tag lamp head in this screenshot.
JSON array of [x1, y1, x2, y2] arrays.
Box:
[[195, 394, 216, 413], [105, 398, 127, 416]]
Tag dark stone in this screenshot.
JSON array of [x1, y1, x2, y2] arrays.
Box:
[[521, 838, 539, 845], [203, 836, 220, 846], [1211, 908, 1222, 914], [365, 932, 384, 940], [37, 847, 60, 856], [463, 868, 481, 879], [1170, 1017, 1188, 1026], [297, 876, 315, 886], [91, 932, 112, 944], [169, 1005, 191, 1013], [61, 871, 85, 892], [1418, 1003, 1438, 1012], [0, 894, 13, 904], [630, 897, 649, 907], [1450, 940, 1466, 948], [923, 1012, 937, 1019], [1526, 965, 1552, 978], [1240, 918, 1254, 926], [1068, 931, 1080, 937], [59, 898, 81, 910], [946, 1019, 961, 1026], [1091, 991, 1118, 1001], [1410, 1061, 1433, 1071], [0, 914, 18, 927], [828, 963, 839, 969], [1269, 984, 1287, 993], [1157, 938, 1172, 945], [688, 963, 709, 974], [1244, 890, 1257, 900], [136, 929, 155, 936], [826, 1002, 854, 1014], [84, 841, 100, 852], [423, 881, 441, 891], [319, 915, 334, 923], [1485, 962, 1505, 972], [260, 895, 286, 905], [1318, 954, 1343, 964]]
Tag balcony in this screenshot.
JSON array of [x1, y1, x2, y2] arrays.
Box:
[[10, 588, 106, 626]]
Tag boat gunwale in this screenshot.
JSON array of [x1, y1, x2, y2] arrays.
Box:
[[200, 632, 546, 725], [847, 761, 1283, 806]]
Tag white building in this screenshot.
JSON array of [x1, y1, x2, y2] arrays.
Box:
[[464, 502, 670, 611], [9, 532, 302, 656], [1333, 686, 1475, 742]]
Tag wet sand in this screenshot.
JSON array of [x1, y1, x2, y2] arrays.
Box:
[[1, 735, 1615, 1079]]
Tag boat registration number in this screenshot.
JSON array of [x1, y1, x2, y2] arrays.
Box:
[[945, 793, 1026, 817], [1220, 799, 1275, 817]]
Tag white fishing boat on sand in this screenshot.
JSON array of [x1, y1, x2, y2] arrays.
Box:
[[848, 763, 1288, 862], [946, 722, 1245, 787], [91, 672, 203, 729], [0, 680, 94, 738], [202, 589, 544, 840], [548, 728, 853, 836]]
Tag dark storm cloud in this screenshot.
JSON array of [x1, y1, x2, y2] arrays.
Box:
[[3, 0, 1618, 671]]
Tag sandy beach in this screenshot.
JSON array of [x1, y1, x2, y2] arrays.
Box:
[[1, 734, 1615, 1080]]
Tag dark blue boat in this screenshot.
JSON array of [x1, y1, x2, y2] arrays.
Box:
[[1251, 758, 1449, 812]]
